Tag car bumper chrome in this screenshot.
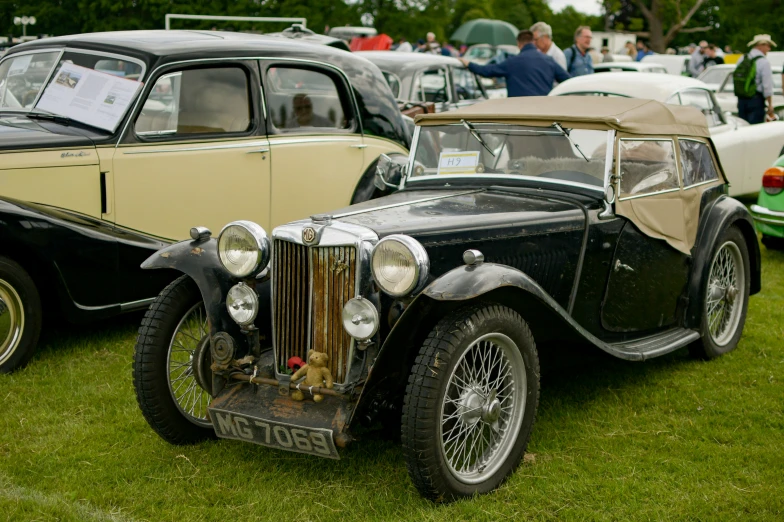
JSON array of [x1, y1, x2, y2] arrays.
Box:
[[751, 204, 784, 226]]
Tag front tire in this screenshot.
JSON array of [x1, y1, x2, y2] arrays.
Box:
[[133, 275, 216, 444], [690, 226, 751, 359], [0, 256, 42, 373], [401, 304, 540, 502]]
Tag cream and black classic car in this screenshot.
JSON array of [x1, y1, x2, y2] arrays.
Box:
[[134, 97, 760, 501], [0, 30, 410, 372]]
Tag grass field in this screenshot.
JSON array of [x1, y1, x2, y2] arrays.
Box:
[[1, 242, 782, 522]]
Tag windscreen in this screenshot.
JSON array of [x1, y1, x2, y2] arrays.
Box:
[[411, 123, 609, 188]]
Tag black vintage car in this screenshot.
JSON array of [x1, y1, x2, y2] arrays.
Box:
[[134, 97, 760, 501], [0, 30, 410, 373]]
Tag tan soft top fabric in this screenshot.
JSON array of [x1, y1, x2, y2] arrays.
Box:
[[415, 96, 710, 138]]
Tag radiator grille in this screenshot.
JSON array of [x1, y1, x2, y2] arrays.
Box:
[[272, 240, 356, 383]]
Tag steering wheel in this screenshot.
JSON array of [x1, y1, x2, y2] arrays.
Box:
[[538, 170, 603, 186]]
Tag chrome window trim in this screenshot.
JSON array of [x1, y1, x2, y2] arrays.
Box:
[[117, 55, 362, 148], [409, 173, 604, 192], [119, 139, 271, 154], [267, 136, 361, 146], [604, 129, 616, 194], [381, 70, 403, 99], [678, 137, 721, 189], [270, 221, 378, 389], [616, 137, 680, 201]]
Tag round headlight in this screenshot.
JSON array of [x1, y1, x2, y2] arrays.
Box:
[[371, 235, 429, 297], [226, 282, 259, 326], [218, 221, 270, 278], [342, 297, 379, 341]]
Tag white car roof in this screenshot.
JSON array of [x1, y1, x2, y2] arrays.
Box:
[[550, 72, 710, 101], [594, 62, 668, 72]]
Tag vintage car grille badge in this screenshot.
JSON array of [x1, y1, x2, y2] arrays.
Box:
[[302, 216, 331, 246]]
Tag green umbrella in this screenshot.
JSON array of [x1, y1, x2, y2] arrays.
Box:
[[450, 18, 520, 46]]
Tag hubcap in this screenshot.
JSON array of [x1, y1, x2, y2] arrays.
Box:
[[439, 333, 527, 484], [706, 241, 745, 346], [0, 279, 24, 367], [167, 301, 212, 427]]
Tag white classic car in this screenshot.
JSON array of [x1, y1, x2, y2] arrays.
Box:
[[594, 61, 668, 74], [550, 72, 784, 196], [698, 64, 784, 118], [641, 54, 690, 76]]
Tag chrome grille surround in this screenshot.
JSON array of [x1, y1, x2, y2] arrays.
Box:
[[271, 220, 378, 389]]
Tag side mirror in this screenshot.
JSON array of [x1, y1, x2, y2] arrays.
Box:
[[374, 154, 400, 191], [599, 183, 615, 220]]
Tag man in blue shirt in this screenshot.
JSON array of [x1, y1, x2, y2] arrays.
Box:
[[459, 30, 570, 97], [563, 26, 594, 76]]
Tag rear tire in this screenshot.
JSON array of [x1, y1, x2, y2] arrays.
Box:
[[133, 275, 216, 444], [690, 226, 750, 359], [401, 304, 540, 502], [0, 256, 42, 373]]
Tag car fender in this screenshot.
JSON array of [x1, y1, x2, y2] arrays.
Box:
[[714, 121, 784, 195], [685, 194, 761, 328], [354, 262, 633, 421], [350, 150, 409, 204]]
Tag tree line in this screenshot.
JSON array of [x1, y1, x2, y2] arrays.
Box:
[[1, 0, 782, 54]]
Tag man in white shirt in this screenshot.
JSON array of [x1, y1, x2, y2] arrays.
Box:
[[395, 37, 413, 52], [530, 22, 567, 71]]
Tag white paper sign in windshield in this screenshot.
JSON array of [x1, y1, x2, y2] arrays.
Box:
[[7, 55, 33, 77], [35, 63, 142, 132], [437, 151, 481, 175]]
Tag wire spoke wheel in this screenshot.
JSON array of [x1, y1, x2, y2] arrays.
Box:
[[705, 241, 745, 347], [440, 333, 526, 484], [167, 301, 212, 427]]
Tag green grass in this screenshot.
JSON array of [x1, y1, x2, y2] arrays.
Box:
[[2, 243, 783, 522]]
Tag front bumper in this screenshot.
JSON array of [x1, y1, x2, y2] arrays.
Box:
[[751, 204, 784, 237]]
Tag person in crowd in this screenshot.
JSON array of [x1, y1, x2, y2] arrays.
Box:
[[665, 47, 677, 55], [530, 21, 567, 71], [724, 44, 734, 54], [736, 34, 776, 124], [441, 43, 459, 57], [459, 30, 570, 97], [587, 46, 602, 65], [703, 44, 725, 67], [395, 37, 412, 52], [564, 26, 594, 76], [624, 41, 637, 59], [688, 40, 708, 76], [419, 32, 441, 54], [635, 40, 654, 61], [601, 46, 614, 62]]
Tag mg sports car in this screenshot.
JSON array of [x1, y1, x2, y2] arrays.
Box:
[[133, 97, 759, 501]]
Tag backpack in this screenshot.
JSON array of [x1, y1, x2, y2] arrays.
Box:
[[566, 45, 578, 73], [733, 54, 762, 98]]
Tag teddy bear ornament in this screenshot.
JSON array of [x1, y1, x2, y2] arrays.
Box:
[[290, 350, 334, 402]]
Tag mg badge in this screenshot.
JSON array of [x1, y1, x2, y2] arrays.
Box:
[[302, 227, 317, 245]]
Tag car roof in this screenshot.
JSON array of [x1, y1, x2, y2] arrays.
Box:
[[355, 51, 463, 74], [594, 62, 666, 71], [550, 72, 709, 101], [416, 95, 710, 137], [6, 30, 348, 60]]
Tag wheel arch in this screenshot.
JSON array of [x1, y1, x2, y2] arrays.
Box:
[[354, 264, 595, 421], [685, 195, 761, 328]]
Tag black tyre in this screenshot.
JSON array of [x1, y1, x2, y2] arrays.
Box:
[[761, 234, 784, 250], [401, 304, 540, 502], [690, 226, 751, 359], [133, 275, 216, 444], [0, 256, 42, 373]]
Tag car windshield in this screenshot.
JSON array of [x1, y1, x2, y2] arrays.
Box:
[[0, 49, 144, 131], [410, 123, 609, 189], [466, 47, 494, 60], [700, 68, 730, 86]]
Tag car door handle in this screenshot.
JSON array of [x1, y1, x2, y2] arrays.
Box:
[[350, 144, 367, 149], [246, 148, 270, 154]]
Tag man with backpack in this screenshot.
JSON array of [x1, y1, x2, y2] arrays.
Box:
[[734, 34, 776, 124], [563, 26, 594, 76]]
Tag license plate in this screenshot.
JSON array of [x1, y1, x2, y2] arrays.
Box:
[[209, 408, 340, 459]]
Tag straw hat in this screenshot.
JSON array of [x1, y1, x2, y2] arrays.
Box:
[[747, 34, 777, 47]]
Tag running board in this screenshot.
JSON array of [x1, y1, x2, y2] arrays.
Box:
[[608, 327, 700, 361]]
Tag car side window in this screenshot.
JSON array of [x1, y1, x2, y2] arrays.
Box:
[[414, 68, 450, 103], [618, 139, 679, 197], [382, 71, 401, 99], [135, 66, 251, 137], [679, 89, 723, 127], [452, 67, 484, 100], [679, 139, 719, 187], [264, 66, 350, 132]]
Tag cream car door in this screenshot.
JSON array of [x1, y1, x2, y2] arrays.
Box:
[[261, 63, 363, 226], [111, 63, 272, 241]]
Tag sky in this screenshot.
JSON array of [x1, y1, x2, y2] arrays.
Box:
[[550, 0, 603, 16]]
